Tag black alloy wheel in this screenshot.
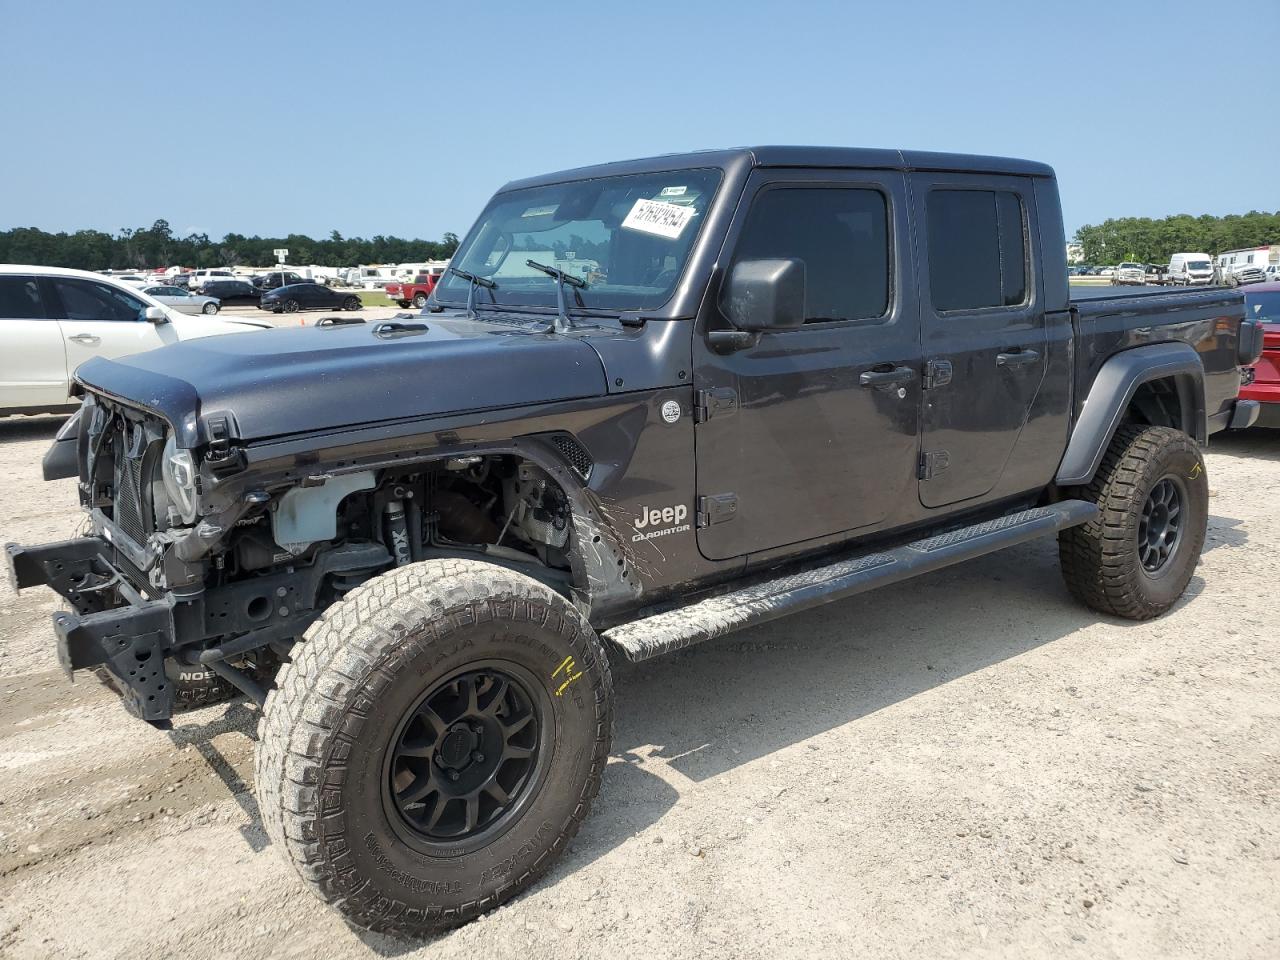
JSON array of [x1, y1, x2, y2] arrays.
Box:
[[383, 662, 548, 854], [1138, 476, 1185, 575]]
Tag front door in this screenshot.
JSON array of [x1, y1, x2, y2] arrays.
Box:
[[910, 174, 1048, 508], [693, 169, 921, 561], [44, 276, 172, 372]]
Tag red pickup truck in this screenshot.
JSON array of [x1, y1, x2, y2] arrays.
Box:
[[385, 272, 441, 309]]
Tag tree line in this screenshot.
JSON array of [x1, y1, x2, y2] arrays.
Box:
[[0, 219, 460, 270], [1074, 210, 1280, 265]]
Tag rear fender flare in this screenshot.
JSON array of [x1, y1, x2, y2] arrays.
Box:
[[1055, 342, 1206, 486]]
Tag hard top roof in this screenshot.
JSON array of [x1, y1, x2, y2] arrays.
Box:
[[501, 146, 1055, 192]]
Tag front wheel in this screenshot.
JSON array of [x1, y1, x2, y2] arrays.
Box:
[[1059, 424, 1208, 620], [283, 299, 300, 313], [413, 293, 429, 309], [256, 559, 613, 937], [342, 296, 361, 311], [202, 301, 219, 315]]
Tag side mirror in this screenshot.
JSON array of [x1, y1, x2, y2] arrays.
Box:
[[723, 258, 806, 331], [144, 305, 168, 324]]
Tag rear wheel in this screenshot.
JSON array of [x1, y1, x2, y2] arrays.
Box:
[[256, 559, 613, 937], [1059, 424, 1208, 620]]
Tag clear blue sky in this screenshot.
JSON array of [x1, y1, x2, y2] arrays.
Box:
[[3, 0, 1277, 242]]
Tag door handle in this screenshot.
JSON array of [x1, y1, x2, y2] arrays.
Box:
[[67, 334, 101, 346], [996, 349, 1039, 367], [859, 365, 917, 387]]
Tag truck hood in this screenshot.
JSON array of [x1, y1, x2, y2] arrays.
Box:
[[74, 316, 609, 447]]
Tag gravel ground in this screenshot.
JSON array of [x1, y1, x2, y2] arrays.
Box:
[[0, 418, 1277, 960]]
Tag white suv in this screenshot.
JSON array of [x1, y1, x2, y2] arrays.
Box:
[[0, 265, 271, 415]]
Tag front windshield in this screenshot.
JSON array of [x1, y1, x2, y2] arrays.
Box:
[[437, 168, 722, 312], [1246, 292, 1280, 323], [1120, 263, 1141, 270], [1189, 260, 1211, 270]]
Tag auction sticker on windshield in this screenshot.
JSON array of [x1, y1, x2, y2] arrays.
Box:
[[622, 199, 695, 240]]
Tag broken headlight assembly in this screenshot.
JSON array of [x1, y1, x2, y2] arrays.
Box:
[[161, 435, 199, 524]]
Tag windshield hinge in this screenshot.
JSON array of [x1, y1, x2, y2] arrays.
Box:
[[694, 388, 738, 424], [696, 493, 738, 528]]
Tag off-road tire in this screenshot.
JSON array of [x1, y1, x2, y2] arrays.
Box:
[[1059, 424, 1208, 620], [255, 559, 613, 937]]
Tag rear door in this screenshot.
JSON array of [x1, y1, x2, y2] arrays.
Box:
[[0, 274, 69, 408], [693, 168, 921, 560], [45, 277, 174, 371], [910, 174, 1047, 508]]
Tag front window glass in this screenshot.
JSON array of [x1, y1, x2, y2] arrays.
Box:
[[1246, 292, 1280, 323], [1189, 260, 1210, 270], [54, 279, 145, 322], [728, 187, 890, 323], [437, 168, 722, 312]]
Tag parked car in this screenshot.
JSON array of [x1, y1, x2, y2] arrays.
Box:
[[1263, 263, 1280, 282], [168, 273, 194, 290], [1167, 253, 1214, 286], [1144, 264, 1167, 284], [7, 146, 1263, 939], [142, 284, 221, 315], [189, 269, 237, 292], [1238, 281, 1280, 427], [385, 272, 441, 309], [260, 282, 362, 313], [1112, 262, 1146, 285], [199, 279, 263, 307], [252, 271, 307, 291], [0, 264, 270, 414]]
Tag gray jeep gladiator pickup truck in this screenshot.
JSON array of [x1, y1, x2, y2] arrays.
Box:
[[7, 146, 1264, 936]]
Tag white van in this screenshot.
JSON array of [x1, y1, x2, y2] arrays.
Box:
[[1167, 253, 1214, 286]]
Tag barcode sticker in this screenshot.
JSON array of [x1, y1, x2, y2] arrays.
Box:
[[622, 199, 695, 240]]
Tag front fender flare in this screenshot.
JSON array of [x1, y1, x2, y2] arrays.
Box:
[[1056, 342, 1205, 486]]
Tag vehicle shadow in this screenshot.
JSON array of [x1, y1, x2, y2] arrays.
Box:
[[0, 414, 69, 444], [1208, 428, 1280, 461], [603, 528, 1225, 785]]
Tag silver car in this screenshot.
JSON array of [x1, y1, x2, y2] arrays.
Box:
[[142, 285, 221, 315]]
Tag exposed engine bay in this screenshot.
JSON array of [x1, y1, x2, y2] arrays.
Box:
[[39, 394, 589, 721]]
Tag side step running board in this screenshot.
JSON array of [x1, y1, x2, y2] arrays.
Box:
[[602, 500, 1098, 664]]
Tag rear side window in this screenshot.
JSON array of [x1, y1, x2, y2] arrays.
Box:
[[731, 187, 890, 324], [0, 276, 46, 318], [927, 189, 1027, 311], [53, 278, 146, 322]]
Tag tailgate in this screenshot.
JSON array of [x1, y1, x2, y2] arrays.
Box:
[[1254, 324, 1280, 383]]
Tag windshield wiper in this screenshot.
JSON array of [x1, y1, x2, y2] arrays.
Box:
[[525, 259, 585, 333], [448, 266, 497, 318]]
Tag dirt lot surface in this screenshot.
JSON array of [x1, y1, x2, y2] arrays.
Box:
[[1, 418, 1277, 960]]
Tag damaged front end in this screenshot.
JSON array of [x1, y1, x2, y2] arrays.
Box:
[[6, 393, 393, 727]]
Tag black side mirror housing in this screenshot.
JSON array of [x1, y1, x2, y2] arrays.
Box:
[[723, 258, 806, 332]]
